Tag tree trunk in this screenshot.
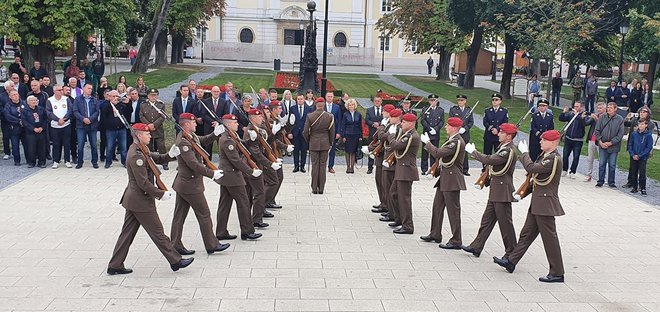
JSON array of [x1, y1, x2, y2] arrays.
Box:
[[647, 52, 658, 91], [132, 0, 172, 73], [531, 58, 541, 77], [170, 34, 185, 65], [177, 39, 184, 63], [499, 34, 515, 99], [567, 62, 575, 81], [435, 47, 451, 81], [75, 35, 89, 61], [154, 30, 168, 67], [24, 44, 56, 83], [463, 27, 484, 89]]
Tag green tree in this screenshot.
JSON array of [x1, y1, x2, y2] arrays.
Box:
[[132, 0, 172, 73], [626, 2, 659, 90]]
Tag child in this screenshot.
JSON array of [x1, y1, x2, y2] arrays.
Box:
[[627, 120, 653, 196]]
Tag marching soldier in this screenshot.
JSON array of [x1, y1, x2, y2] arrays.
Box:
[[265, 101, 294, 209], [482, 93, 509, 156], [529, 98, 554, 161], [400, 99, 418, 130], [170, 113, 230, 255], [462, 123, 518, 257], [363, 104, 395, 214], [215, 114, 264, 240], [107, 123, 193, 275], [494, 130, 565, 283], [379, 109, 402, 225], [448, 94, 474, 176], [303, 97, 335, 194], [419, 117, 466, 247], [420, 94, 444, 174], [387, 113, 420, 234], [139, 88, 168, 170]]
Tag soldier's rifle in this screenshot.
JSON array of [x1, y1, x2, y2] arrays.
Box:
[[426, 101, 479, 176], [225, 128, 259, 170], [515, 106, 534, 128]]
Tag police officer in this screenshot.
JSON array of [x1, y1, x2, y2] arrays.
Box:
[[530, 98, 554, 161], [400, 99, 418, 130], [388, 113, 420, 234], [139, 88, 168, 170], [483, 93, 509, 156], [421, 94, 444, 174], [449, 94, 474, 175]]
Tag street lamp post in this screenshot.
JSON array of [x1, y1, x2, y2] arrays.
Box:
[[201, 26, 207, 63], [379, 35, 385, 72], [299, 21, 305, 66], [491, 36, 497, 81], [320, 0, 329, 96], [618, 21, 628, 84]]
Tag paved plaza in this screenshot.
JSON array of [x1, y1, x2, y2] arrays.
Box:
[[1, 161, 659, 312]]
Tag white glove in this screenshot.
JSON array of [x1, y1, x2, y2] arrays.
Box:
[[369, 153, 375, 159], [381, 118, 389, 127], [279, 117, 288, 127], [214, 124, 225, 136], [286, 145, 294, 153], [361, 145, 370, 155], [429, 128, 437, 135], [248, 130, 257, 141], [276, 158, 283, 163], [459, 127, 466, 134], [517, 140, 529, 154], [420, 132, 430, 144], [465, 142, 476, 154], [252, 169, 263, 177], [426, 173, 434, 180], [168, 144, 180, 158], [271, 162, 282, 170], [160, 191, 173, 201], [513, 192, 521, 201], [272, 123, 282, 135], [388, 126, 397, 135], [213, 170, 224, 180], [289, 114, 296, 125], [382, 160, 389, 168]]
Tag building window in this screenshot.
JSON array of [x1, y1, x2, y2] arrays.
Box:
[[381, 0, 392, 12], [379, 36, 390, 52], [239, 28, 254, 43], [407, 40, 417, 53], [333, 32, 347, 47], [284, 29, 297, 45]]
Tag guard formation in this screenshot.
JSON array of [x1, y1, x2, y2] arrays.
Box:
[[107, 87, 566, 283]]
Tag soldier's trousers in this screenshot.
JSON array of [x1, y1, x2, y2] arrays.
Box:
[[170, 192, 218, 251], [216, 185, 255, 237], [265, 168, 283, 204], [469, 201, 516, 254], [310, 150, 328, 192], [383, 170, 398, 221], [395, 180, 413, 231], [374, 162, 385, 208], [505, 208, 564, 276], [264, 167, 279, 204], [245, 174, 266, 223], [109, 209, 182, 269], [150, 136, 166, 154], [429, 189, 461, 244]]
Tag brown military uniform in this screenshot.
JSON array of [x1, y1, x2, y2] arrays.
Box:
[[368, 126, 386, 209], [382, 124, 400, 222], [265, 122, 287, 204], [424, 133, 466, 243], [139, 100, 167, 153], [109, 144, 181, 269], [506, 150, 564, 276], [170, 132, 220, 251], [390, 129, 420, 232], [469, 142, 518, 254], [215, 131, 256, 237], [243, 123, 269, 223], [303, 108, 335, 193]]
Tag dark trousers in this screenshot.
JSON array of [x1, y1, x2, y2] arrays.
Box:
[[629, 158, 647, 190], [310, 150, 329, 192], [99, 129, 107, 160], [292, 134, 308, 169], [70, 120, 78, 162], [246, 175, 266, 223], [429, 190, 461, 244], [551, 89, 561, 106], [585, 95, 596, 113], [420, 136, 440, 172], [469, 201, 516, 254], [483, 139, 498, 156], [216, 185, 255, 237], [1, 118, 11, 156], [50, 126, 71, 163], [328, 139, 337, 168], [562, 139, 582, 174], [24, 131, 46, 166], [384, 170, 398, 221], [374, 162, 384, 207], [505, 209, 564, 276], [150, 136, 166, 154], [8, 127, 23, 164], [77, 126, 98, 165], [106, 129, 127, 166], [171, 192, 218, 251], [395, 180, 414, 232]]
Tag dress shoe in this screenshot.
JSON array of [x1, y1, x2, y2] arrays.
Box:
[[461, 245, 481, 257], [371, 207, 387, 213], [104, 163, 112, 169], [622, 183, 632, 188], [312, 190, 319, 194], [641, 190, 647, 196], [241, 233, 263, 240], [38, 164, 47, 168], [176, 248, 195, 255], [539, 274, 564, 283], [207, 243, 231, 254], [463, 171, 471, 176], [595, 183, 603, 187], [75, 164, 83, 169], [14, 162, 20, 166], [388, 222, 402, 227], [107, 267, 133, 275], [493, 256, 515, 273], [372, 204, 381, 208], [609, 184, 617, 188], [381, 212, 389, 217], [266, 203, 282, 209], [92, 163, 99, 169], [631, 188, 638, 193], [100, 156, 106, 162], [318, 190, 323, 194], [439, 242, 462, 250], [170, 257, 194, 271], [420, 235, 442, 243], [162, 164, 169, 170], [217, 234, 237, 240], [393, 228, 413, 234], [253, 222, 269, 228], [366, 169, 373, 174], [328, 167, 335, 173], [293, 167, 299, 173], [300, 168, 306, 173], [263, 211, 274, 218], [379, 216, 394, 222], [46, 155, 52, 160], [27, 164, 35, 168]]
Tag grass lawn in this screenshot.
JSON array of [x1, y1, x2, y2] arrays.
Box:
[[224, 67, 275, 74], [199, 72, 274, 95], [329, 73, 406, 98], [105, 66, 199, 90]]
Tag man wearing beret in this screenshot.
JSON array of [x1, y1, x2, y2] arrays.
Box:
[[139, 88, 169, 170], [304, 97, 335, 194], [420, 117, 466, 246], [379, 109, 402, 225], [462, 123, 518, 256], [530, 98, 555, 161], [388, 112, 420, 234], [170, 113, 231, 254], [365, 104, 395, 214], [449, 94, 474, 175], [482, 93, 509, 158], [494, 130, 565, 283], [421, 94, 444, 174], [265, 101, 293, 210], [108, 123, 193, 275]]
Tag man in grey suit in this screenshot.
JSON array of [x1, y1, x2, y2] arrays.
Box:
[[365, 96, 384, 174]]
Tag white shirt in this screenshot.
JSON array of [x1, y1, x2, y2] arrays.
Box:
[[131, 100, 139, 123], [49, 96, 71, 128]]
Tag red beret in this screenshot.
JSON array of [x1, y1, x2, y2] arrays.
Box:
[[447, 117, 463, 127], [402, 113, 417, 122], [132, 123, 150, 132], [316, 97, 325, 103], [222, 114, 237, 121], [383, 104, 395, 112], [179, 112, 196, 121], [541, 129, 561, 141], [500, 123, 518, 135], [269, 100, 280, 108], [247, 109, 262, 116], [389, 109, 402, 118]]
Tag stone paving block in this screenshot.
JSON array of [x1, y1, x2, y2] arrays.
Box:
[[538, 302, 598, 312], [193, 287, 248, 299], [104, 298, 165, 311], [328, 299, 384, 311], [486, 302, 545, 312], [0, 298, 54, 310], [161, 298, 221, 311], [218, 299, 275, 311], [275, 299, 330, 311], [248, 287, 300, 299], [300, 289, 353, 300], [45, 298, 110, 311]]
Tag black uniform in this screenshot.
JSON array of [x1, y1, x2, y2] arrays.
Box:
[[448, 105, 474, 174], [420, 105, 444, 172], [482, 106, 509, 155]]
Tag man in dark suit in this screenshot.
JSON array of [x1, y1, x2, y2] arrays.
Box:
[[365, 96, 384, 174], [324, 92, 342, 173], [421, 94, 445, 174], [201, 86, 227, 155], [448, 94, 474, 175], [126, 88, 142, 147], [172, 85, 196, 134], [290, 94, 311, 172], [72, 83, 100, 169]]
